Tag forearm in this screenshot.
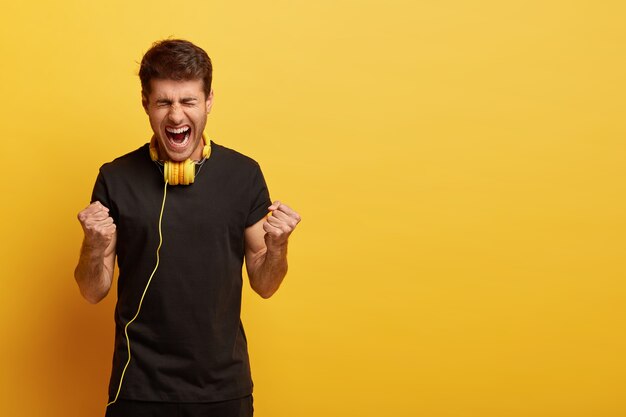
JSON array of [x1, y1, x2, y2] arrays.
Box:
[[245, 201, 301, 298], [249, 244, 288, 299], [74, 240, 113, 304]]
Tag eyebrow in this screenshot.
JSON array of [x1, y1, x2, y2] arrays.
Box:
[[155, 97, 198, 104]]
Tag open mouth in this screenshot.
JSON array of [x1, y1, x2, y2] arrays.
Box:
[[165, 126, 191, 147]]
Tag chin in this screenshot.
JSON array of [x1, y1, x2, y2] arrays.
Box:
[[165, 150, 192, 162]]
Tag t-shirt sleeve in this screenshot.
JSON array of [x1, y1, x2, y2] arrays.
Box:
[[90, 168, 118, 222], [245, 164, 272, 227]]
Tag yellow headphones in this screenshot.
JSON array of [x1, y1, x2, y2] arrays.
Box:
[[149, 135, 211, 185]]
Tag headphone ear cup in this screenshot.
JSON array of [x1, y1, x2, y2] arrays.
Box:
[[163, 161, 171, 184], [173, 162, 181, 185], [183, 160, 195, 185], [163, 160, 195, 185], [164, 161, 179, 185], [170, 162, 176, 185], [202, 142, 211, 159]]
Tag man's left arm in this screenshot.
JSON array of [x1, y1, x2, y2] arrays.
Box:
[[244, 201, 301, 298]]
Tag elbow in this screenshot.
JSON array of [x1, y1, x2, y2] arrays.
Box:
[[83, 291, 107, 304], [256, 288, 277, 299], [250, 280, 280, 299], [248, 264, 287, 299], [79, 287, 108, 304]]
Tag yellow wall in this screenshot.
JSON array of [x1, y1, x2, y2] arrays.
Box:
[[1, 1, 625, 416]]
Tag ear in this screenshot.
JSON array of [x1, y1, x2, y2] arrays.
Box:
[[141, 92, 149, 114], [205, 89, 214, 114]]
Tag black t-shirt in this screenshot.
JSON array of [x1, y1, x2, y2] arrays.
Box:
[[91, 141, 271, 402]]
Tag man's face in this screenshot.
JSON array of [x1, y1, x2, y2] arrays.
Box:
[[143, 78, 213, 162]]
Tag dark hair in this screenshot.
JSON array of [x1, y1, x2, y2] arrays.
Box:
[[139, 39, 213, 98]]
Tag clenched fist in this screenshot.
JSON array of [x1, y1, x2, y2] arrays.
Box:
[[264, 201, 301, 250], [77, 201, 116, 251]]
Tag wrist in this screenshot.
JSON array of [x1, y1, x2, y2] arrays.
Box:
[[81, 238, 109, 255], [266, 241, 288, 258]]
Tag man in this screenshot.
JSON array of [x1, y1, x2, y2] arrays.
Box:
[[75, 39, 300, 417]]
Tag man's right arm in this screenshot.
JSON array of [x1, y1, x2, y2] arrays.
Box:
[[74, 201, 117, 304]]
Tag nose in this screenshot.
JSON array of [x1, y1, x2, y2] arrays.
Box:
[[167, 104, 184, 124]]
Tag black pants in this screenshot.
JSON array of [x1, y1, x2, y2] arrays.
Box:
[[104, 395, 253, 417]]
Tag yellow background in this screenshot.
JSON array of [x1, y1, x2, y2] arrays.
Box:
[[1, 1, 625, 416]]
